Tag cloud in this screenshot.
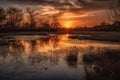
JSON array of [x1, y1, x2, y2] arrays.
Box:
[[0, 0, 111, 9], [0, 0, 112, 26], [0, 0, 111, 16]]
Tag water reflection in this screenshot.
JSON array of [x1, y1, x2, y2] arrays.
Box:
[[9, 36, 60, 53], [0, 34, 120, 80]]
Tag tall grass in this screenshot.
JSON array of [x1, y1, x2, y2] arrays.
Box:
[[83, 48, 120, 80]]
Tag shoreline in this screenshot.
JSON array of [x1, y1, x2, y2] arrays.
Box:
[[68, 32, 120, 42], [0, 31, 120, 42]]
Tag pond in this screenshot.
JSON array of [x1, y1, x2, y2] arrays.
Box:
[[0, 34, 120, 80]]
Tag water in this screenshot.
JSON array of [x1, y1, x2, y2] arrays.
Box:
[[0, 34, 120, 80]]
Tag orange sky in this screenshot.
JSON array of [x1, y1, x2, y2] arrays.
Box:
[[0, 0, 112, 28], [59, 11, 110, 28]]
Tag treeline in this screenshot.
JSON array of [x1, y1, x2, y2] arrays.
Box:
[[72, 0, 120, 32], [0, 7, 120, 33], [72, 21, 120, 32], [0, 7, 64, 33]]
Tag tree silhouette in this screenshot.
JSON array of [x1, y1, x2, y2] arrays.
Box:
[[0, 8, 6, 27], [41, 20, 51, 29], [26, 8, 39, 28], [6, 7, 23, 28], [51, 16, 61, 29], [108, 0, 120, 22]]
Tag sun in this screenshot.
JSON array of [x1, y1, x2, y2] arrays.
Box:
[[64, 21, 73, 28]]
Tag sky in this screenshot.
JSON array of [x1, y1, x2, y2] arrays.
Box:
[[0, 0, 112, 27]]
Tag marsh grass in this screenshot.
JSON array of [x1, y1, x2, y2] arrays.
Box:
[[65, 47, 79, 68], [83, 48, 120, 80]]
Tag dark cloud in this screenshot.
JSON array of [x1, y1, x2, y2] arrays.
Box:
[[0, 0, 111, 8], [0, 0, 112, 26], [0, 0, 112, 14]]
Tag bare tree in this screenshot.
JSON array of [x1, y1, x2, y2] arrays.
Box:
[[41, 19, 51, 29], [0, 8, 6, 27], [51, 16, 61, 28], [108, 0, 120, 22], [26, 8, 39, 28], [6, 7, 23, 27]]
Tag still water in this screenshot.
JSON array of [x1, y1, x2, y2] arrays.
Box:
[[0, 34, 120, 80]]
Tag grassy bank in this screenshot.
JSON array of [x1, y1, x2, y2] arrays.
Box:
[[69, 31, 120, 42]]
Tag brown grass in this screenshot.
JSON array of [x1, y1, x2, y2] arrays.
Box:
[[83, 48, 120, 80]]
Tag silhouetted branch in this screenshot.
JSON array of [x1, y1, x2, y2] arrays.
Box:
[[108, 0, 120, 22], [0, 8, 6, 27], [6, 7, 23, 27]]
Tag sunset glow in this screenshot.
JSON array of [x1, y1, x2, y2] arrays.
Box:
[[0, 0, 112, 27], [63, 21, 73, 28]]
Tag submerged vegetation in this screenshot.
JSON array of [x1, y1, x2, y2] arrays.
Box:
[[65, 47, 79, 68], [83, 48, 120, 80]]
